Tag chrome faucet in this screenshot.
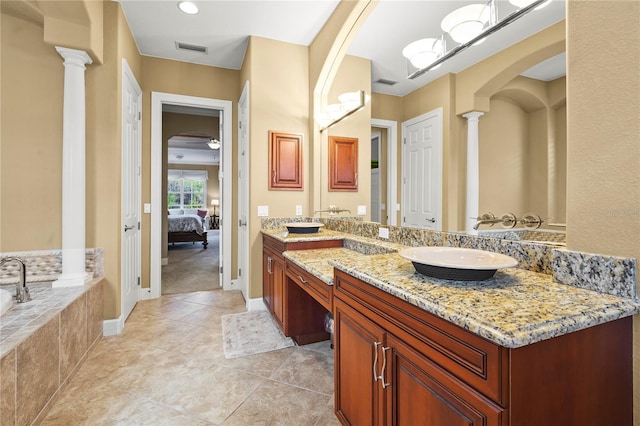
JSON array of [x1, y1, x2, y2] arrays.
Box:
[[0, 257, 30, 303], [314, 206, 351, 215]]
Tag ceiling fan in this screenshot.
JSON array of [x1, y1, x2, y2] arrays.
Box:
[[170, 131, 220, 150]]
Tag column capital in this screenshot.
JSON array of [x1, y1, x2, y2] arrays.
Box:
[[462, 111, 484, 121], [55, 47, 93, 68]]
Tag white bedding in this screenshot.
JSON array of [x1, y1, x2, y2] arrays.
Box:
[[168, 214, 205, 235]]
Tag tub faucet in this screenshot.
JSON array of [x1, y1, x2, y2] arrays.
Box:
[[0, 257, 30, 303]]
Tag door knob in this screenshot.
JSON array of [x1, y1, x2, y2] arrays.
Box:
[[239, 219, 247, 227], [426, 218, 436, 223], [124, 225, 135, 232]]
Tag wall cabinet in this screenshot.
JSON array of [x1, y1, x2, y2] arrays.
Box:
[[269, 131, 303, 190], [329, 136, 358, 191], [333, 269, 632, 426]]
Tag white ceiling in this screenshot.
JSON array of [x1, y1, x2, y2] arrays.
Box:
[[117, 0, 566, 97]]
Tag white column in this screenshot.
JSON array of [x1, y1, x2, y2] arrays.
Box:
[[53, 47, 93, 288], [463, 111, 484, 235]]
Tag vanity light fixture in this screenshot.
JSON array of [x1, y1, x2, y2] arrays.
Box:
[[317, 90, 370, 132], [405, 0, 551, 79], [208, 138, 221, 150], [177, 1, 199, 15], [441, 3, 493, 44]]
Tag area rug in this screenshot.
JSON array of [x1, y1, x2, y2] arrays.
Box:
[[221, 311, 295, 359]]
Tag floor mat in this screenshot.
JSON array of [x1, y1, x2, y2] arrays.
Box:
[[221, 311, 295, 359]]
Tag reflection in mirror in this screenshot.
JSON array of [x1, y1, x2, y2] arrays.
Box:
[[320, 7, 566, 246]]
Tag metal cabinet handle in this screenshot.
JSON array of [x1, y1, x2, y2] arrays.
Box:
[[267, 256, 272, 274], [297, 275, 308, 285], [373, 342, 382, 382], [380, 346, 391, 388], [272, 170, 276, 184]]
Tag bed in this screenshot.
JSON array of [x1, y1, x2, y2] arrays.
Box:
[[168, 214, 208, 249]]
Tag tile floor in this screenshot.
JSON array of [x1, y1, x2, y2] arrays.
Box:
[[41, 289, 341, 425]]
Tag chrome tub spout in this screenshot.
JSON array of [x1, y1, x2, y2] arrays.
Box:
[[0, 257, 30, 303]]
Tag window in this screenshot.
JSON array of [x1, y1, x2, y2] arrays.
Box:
[[167, 170, 208, 209]]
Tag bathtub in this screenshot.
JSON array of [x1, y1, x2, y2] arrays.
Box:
[[0, 287, 12, 315], [0, 279, 104, 425]]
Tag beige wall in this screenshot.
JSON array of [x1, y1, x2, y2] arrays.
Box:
[[140, 56, 240, 289], [566, 3, 640, 422], [1, 2, 141, 320], [1, 13, 64, 251], [324, 54, 372, 217], [245, 36, 310, 299]]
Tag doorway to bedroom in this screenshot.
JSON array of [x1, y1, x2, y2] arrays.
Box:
[[161, 106, 222, 295]]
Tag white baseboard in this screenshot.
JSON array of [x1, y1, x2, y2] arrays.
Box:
[[103, 315, 124, 336], [138, 287, 154, 300], [223, 279, 237, 291], [247, 297, 267, 311], [161, 257, 168, 266]]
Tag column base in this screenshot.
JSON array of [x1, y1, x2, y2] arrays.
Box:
[[53, 272, 90, 288]]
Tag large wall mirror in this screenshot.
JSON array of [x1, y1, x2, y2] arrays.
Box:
[[318, 0, 567, 237]]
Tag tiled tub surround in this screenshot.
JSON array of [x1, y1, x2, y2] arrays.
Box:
[[0, 279, 104, 426], [266, 217, 639, 348], [0, 248, 104, 285]]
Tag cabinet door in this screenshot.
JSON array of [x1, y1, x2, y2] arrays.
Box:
[[262, 250, 273, 313], [271, 255, 286, 330], [334, 297, 385, 425], [385, 334, 505, 426], [269, 131, 303, 190], [329, 136, 358, 191]]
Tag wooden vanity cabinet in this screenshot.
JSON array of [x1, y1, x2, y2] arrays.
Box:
[[262, 244, 285, 329], [262, 234, 342, 340], [333, 269, 632, 426]]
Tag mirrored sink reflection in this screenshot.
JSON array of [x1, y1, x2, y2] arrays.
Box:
[[398, 247, 519, 281]]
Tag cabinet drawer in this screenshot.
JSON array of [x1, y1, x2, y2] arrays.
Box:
[[286, 261, 333, 311], [334, 269, 508, 406]]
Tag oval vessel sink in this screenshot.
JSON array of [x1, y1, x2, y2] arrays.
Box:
[[283, 222, 324, 234], [398, 247, 518, 281]]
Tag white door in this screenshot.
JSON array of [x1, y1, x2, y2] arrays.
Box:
[[121, 60, 141, 321], [402, 109, 442, 230], [237, 82, 249, 302]]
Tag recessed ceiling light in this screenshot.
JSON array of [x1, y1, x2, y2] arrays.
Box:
[[178, 1, 198, 15]]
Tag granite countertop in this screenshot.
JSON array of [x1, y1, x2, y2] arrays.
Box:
[[262, 227, 346, 243], [283, 246, 640, 349]]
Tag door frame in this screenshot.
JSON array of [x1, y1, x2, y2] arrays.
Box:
[[371, 118, 397, 226], [237, 81, 249, 303], [121, 59, 142, 322], [401, 108, 443, 230], [150, 92, 233, 298], [370, 131, 382, 223]]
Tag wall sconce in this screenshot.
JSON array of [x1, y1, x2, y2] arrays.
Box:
[[403, 0, 551, 79], [316, 90, 370, 132]]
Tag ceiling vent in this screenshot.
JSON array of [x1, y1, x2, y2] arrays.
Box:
[[374, 78, 398, 86], [175, 41, 208, 54]]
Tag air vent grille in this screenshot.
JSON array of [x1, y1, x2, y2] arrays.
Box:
[[175, 41, 208, 54], [374, 78, 398, 86]]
